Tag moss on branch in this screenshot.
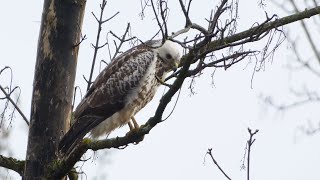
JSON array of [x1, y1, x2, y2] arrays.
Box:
[[0, 155, 24, 176]]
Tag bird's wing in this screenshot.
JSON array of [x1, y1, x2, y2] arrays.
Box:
[[75, 46, 155, 118], [59, 46, 156, 153]]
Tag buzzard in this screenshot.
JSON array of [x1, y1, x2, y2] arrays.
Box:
[[59, 40, 180, 153]]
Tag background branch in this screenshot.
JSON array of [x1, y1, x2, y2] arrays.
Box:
[[86, 0, 119, 91], [180, 5, 320, 65], [246, 128, 259, 180], [289, 0, 320, 64], [0, 68, 29, 126], [206, 148, 232, 180]]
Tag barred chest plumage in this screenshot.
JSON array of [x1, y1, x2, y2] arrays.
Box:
[[90, 51, 168, 138], [124, 50, 168, 120]]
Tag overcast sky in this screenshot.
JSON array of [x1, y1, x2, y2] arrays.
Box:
[[1, 1, 320, 180]]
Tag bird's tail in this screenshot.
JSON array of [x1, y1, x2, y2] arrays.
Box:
[[58, 115, 105, 155]]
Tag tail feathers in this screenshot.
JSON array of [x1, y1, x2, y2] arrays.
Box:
[[58, 115, 105, 154]]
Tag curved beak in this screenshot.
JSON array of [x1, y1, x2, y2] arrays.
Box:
[[172, 62, 179, 72]]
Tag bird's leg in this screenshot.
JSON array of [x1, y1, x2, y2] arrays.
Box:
[[127, 116, 139, 130], [131, 116, 139, 129], [126, 116, 144, 144], [128, 121, 134, 130]]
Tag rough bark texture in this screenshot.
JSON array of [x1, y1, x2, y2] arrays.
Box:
[[24, 0, 86, 179]]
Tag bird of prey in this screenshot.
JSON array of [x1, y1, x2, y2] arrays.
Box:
[[59, 40, 180, 153]]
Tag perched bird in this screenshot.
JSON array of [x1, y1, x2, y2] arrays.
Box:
[[59, 40, 180, 153]]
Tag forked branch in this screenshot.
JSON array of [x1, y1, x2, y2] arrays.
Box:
[[0, 66, 29, 126], [86, 0, 119, 91]]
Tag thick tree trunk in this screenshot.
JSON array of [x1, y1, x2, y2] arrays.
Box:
[[24, 0, 86, 179]]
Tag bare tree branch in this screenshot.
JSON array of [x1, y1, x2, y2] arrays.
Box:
[[206, 148, 232, 180], [289, 0, 320, 64], [179, 0, 192, 26], [246, 128, 259, 180], [0, 85, 29, 126], [286, 35, 320, 77], [180, 5, 320, 65], [0, 155, 24, 176], [150, 0, 166, 41], [0, 76, 29, 126], [86, 0, 119, 91], [109, 23, 135, 61], [262, 88, 320, 111]]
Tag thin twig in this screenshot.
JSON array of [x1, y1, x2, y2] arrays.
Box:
[[109, 23, 134, 60], [287, 36, 320, 77], [159, 0, 168, 38], [246, 128, 259, 180], [179, 0, 192, 26], [73, 34, 87, 48], [207, 148, 232, 180], [151, 0, 166, 40], [86, 0, 119, 91], [289, 0, 320, 64], [86, 0, 107, 91], [0, 85, 29, 126]]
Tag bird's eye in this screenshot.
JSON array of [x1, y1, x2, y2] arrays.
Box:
[[166, 53, 172, 59]]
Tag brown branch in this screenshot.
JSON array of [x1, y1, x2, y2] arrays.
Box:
[[0, 155, 24, 176], [186, 51, 257, 77], [159, 0, 168, 38], [246, 128, 259, 180], [179, 0, 192, 26], [150, 0, 166, 41], [109, 23, 134, 61], [0, 84, 29, 126], [206, 148, 232, 180], [86, 0, 119, 91], [208, 0, 228, 33], [52, 128, 146, 178]]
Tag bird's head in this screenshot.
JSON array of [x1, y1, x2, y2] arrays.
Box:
[[156, 40, 181, 72]]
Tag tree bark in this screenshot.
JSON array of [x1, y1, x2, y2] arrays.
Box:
[[24, 0, 86, 179]]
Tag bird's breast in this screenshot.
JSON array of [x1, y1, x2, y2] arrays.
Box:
[[125, 59, 159, 115]]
